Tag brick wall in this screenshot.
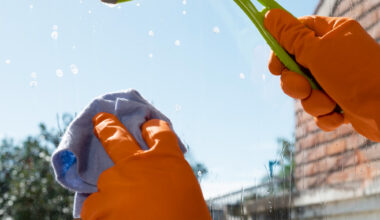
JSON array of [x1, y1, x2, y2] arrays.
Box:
[[295, 0, 380, 191]]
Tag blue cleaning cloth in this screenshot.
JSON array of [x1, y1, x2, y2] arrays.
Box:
[[51, 89, 187, 218]]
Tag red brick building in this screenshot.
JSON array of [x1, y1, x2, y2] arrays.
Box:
[[292, 0, 380, 219], [295, 0, 380, 193]]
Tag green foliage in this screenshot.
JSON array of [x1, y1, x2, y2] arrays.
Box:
[[0, 114, 74, 220], [275, 137, 295, 190], [259, 137, 295, 194]]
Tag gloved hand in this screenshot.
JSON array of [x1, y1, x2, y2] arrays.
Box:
[[264, 9, 380, 142], [81, 113, 211, 220]]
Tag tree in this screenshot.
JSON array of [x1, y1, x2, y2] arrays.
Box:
[[260, 137, 295, 190], [276, 137, 295, 191], [0, 114, 74, 220], [0, 113, 207, 219]]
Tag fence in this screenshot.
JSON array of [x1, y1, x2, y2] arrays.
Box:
[[207, 178, 293, 220]]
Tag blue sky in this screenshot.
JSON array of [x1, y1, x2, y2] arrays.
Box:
[[0, 0, 319, 197]]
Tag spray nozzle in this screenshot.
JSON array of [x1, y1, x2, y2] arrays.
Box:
[[234, 0, 318, 89], [101, 0, 132, 4]]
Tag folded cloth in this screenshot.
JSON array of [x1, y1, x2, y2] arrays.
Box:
[[51, 89, 187, 218]]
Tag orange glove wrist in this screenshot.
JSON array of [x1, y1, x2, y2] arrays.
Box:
[[265, 9, 380, 141]]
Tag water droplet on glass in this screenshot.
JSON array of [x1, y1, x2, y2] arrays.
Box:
[[213, 26, 220, 34], [148, 53, 154, 58], [197, 170, 202, 177], [39, 152, 46, 158], [175, 104, 182, 112], [174, 40, 181, 46], [239, 73, 245, 79], [88, 10, 92, 14], [136, 2, 140, 7], [5, 59, 11, 64], [52, 25, 58, 30], [41, 178, 48, 184], [30, 72, 37, 78], [70, 64, 79, 75], [7, 200, 13, 207], [51, 31, 58, 40], [56, 69, 64, 77], [261, 74, 266, 81], [45, 155, 51, 162], [182, 10, 187, 15], [29, 81, 38, 87], [182, 0, 187, 5], [72, 45, 77, 49], [29, 4, 34, 9], [148, 30, 154, 37]]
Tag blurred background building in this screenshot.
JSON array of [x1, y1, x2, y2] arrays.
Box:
[[207, 0, 380, 219]]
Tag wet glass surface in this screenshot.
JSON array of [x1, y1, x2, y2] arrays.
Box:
[[2, 0, 380, 219]]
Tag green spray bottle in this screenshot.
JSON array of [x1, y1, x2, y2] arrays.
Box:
[[235, 0, 342, 112], [101, 0, 131, 4], [234, 0, 319, 89]]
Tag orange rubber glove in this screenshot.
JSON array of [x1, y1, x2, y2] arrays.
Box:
[[81, 113, 211, 220], [264, 9, 380, 142]]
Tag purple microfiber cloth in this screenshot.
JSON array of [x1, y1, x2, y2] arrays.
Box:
[[51, 89, 187, 218]]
